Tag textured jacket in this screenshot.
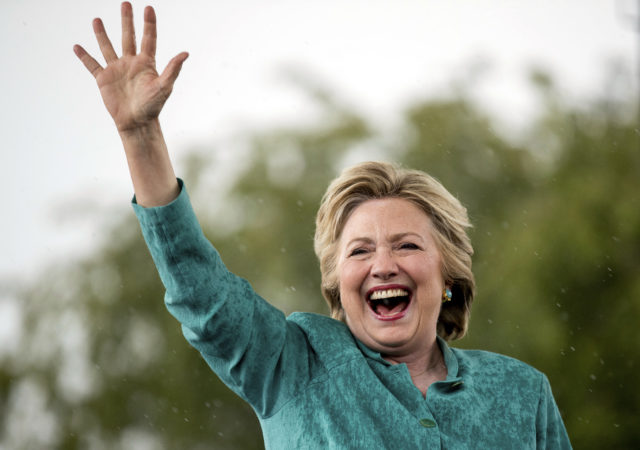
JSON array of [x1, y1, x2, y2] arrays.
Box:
[[133, 181, 572, 449]]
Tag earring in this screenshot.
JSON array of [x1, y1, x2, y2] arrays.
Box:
[[442, 287, 452, 303]]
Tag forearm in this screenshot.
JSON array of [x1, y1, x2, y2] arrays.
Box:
[[120, 118, 180, 207]]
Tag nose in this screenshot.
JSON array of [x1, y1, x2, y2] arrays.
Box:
[[371, 248, 399, 280]]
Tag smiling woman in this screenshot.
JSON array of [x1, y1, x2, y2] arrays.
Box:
[[315, 162, 475, 342], [337, 195, 451, 394], [74, 2, 572, 448]]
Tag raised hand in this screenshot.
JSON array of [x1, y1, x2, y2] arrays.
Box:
[[73, 2, 185, 206], [74, 2, 188, 134]]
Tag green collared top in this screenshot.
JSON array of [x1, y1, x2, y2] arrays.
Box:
[[133, 181, 571, 449]]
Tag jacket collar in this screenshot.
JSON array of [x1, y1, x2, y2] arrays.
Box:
[[355, 335, 462, 383]]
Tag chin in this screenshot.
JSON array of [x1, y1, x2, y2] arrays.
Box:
[[363, 325, 415, 353]]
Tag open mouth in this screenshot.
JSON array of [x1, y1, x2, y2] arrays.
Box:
[[366, 287, 411, 321]]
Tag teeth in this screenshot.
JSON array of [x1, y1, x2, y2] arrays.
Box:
[[370, 288, 409, 300]]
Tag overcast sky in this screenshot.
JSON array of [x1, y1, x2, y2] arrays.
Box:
[[0, 0, 636, 284]]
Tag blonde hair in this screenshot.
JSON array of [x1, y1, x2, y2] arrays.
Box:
[[314, 161, 475, 341]]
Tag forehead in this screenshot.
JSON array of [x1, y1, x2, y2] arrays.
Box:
[[340, 198, 434, 240]]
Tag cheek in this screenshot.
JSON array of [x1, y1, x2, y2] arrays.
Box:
[[337, 263, 366, 307], [337, 261, 356, 290], [407, 258, 444, 294]]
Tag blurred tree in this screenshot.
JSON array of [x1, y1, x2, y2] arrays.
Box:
[[1, 66, 638, 449], [465, 71, 640, 449]]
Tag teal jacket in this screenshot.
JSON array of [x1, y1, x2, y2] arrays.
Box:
[[133, 181, 571, 449]]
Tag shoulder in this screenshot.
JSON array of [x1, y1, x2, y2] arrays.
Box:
[[287, 312, 361, 369], [448, 347, 550, 416], [451, 347, 545, 390]]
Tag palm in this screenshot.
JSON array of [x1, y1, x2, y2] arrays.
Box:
[[74, 3, 187, 132], [97, 55, 165, 131]]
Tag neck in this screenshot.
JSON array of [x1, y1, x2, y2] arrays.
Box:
[[383, 338, 447, 397]]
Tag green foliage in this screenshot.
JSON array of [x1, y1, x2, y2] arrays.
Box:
[[2, 69, 638, 449], [208, 105, 371, 317]]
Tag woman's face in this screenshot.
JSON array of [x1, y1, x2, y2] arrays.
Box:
[[337, 198, 445, 358]]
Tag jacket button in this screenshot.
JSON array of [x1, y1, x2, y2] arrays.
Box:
[[419, 418, 436, 428]]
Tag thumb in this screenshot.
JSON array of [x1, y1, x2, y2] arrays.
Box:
[[159, 52, 189, 91]]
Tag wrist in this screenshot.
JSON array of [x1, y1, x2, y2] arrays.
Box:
[[118, 118, 163, 144]]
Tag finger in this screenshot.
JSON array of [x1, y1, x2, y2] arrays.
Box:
[[140, 6, 157, 58], [92, 18, 118, 63], [121, 1, 136, 56], [73, 44, 104, 78], [159, 52, 189, 91]]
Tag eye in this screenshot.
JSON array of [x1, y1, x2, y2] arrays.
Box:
[[349, 248, 368, 257], [399, 242, 420, 250]]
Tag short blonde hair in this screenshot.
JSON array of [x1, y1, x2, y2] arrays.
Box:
[[314, 161, 475, 341]]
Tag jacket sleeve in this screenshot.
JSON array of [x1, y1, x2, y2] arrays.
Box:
[[536, 374, 572, 449], [132, 180, 318, 418]]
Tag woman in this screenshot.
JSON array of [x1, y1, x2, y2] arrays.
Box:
[[74, 3, 571, 448]]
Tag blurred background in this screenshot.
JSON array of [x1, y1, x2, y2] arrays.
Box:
[[1, 0, 638, 448]]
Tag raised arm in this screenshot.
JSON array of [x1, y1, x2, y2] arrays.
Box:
[[74, 2, 188, 206]]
